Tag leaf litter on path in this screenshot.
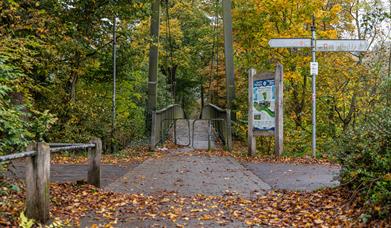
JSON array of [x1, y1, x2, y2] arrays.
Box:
[[1, 176, 388, 227]]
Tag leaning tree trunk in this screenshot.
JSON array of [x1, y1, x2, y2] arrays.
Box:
[[70, 52, 81, 102], [70, 75, 78, 102]]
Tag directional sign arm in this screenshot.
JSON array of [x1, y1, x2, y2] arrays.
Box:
[[269, 39, 369, 52], [316, 40, 368, 52], [268, 38, 311, 48]]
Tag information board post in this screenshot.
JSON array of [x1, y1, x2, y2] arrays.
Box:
[[275, 64, 284, 156], [248, 68, 256, 156], [248, 65, 284, 156]]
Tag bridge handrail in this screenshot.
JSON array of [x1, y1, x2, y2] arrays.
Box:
[[155, 104, 181, 114], [201, 103, 232, 151], [150, 104, 185, 150], [206, 103, 226, 112]]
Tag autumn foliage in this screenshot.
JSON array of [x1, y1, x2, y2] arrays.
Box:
[[0, 0, 390, 225]]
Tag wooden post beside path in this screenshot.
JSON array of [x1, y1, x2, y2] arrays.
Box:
[[26, 142, 50, 223], [88, 138, 102, 188]]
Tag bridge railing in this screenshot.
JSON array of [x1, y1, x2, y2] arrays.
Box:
[[0, 138, 102, 223], [201, 103, 232, 151], [150, 104, 185, 150]]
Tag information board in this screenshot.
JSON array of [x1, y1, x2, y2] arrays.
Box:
[[252, 79, 276, 131], [248, 65, 284, 156]]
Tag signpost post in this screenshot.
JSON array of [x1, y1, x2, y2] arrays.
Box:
[[268, 17, 368, 158]]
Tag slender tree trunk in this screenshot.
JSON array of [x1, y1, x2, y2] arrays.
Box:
[[70, 52, 80, 102], [388, 42, 391, 78], [200, 81, 204, 119], [70, 75, 78, 102], [111, 16, 117, 153]]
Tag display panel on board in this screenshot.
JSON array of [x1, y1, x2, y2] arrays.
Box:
[[252, 79, 276, 131]]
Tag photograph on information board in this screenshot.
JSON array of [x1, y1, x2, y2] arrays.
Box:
[[253, 79, 275, 131]]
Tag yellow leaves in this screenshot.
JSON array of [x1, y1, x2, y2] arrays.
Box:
[[190, 208, 203, 213], [314, 218, 324, 224], [245, 219, 255, 225], [318, 30, 338, 39], [145, 212, 157, 218], [331, 4, 342, 15], [384, 173, 391, 181], [167, 212, 178, 221], [285, 71, 302, 82], [160, 197, 170, 203], [374, 206, 382, 212], [199, 214, 213, 220]]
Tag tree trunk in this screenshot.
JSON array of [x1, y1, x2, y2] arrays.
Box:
[[70, 75, 78, 102]]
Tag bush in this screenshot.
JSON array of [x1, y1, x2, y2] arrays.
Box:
[[0, 56, 57, 155], [337, 106, 391, 220]]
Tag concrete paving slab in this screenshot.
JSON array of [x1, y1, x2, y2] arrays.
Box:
[[244, 162, 340, 191], [105, 153, 271, 197]]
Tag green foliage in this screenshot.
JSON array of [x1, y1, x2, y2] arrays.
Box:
[[0, 108, 31, 154], [0, 57, 30, 154], [337, 102, 391, 219], [0, 0, 151, 151], [0, 55, 56, 155]]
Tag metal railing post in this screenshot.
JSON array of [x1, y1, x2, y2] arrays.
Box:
[[208, 120, 212, 151], [174, 120, 177, 145], [226, 109, 232, 151], [150, 111, 157, 150]]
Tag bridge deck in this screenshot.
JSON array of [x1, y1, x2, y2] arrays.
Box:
[[174, 119, 221, 150]]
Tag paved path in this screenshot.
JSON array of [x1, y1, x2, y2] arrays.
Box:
[[7, 159, 339, 193], [245, 162, 340, 191], [105, 152, 270, 197]]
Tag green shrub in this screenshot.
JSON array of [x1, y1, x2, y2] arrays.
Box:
[[0, 56, 57, 155], [337, 106, 391, 220]]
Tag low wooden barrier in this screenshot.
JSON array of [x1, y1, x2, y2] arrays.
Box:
[[0, 138, 102, 223]]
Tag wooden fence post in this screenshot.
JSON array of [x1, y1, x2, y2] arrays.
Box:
[[26, 142, 50, 223], [88, 138, 102, 187]]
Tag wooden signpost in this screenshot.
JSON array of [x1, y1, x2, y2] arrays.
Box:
[[268, 17, 368, 157], [248, 64, 284, 156]]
